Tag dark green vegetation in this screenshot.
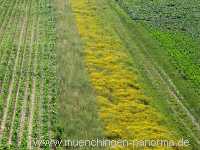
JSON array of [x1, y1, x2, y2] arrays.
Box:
[[117, 0, 200, 38]]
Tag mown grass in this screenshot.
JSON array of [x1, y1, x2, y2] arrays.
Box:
[[70, 0, 182, 149]]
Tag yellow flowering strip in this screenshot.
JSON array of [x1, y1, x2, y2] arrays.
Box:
[[71, 0, 177, 149]]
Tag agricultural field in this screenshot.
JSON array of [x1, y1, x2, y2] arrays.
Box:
[[0, 0, 57, 149], [0, 0, 199, 150], [117, 0, 200, 38]]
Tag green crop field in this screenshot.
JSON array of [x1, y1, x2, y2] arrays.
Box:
[[117, 0, 200, 38], [0, 0, 199, 149], [0, 0, 57, 149]]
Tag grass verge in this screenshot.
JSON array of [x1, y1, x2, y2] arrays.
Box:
[[55, 0, 103, 148]]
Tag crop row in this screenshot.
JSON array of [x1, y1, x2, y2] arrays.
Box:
[[0, 0, 24, 125], [0, 0, 57, 149]]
